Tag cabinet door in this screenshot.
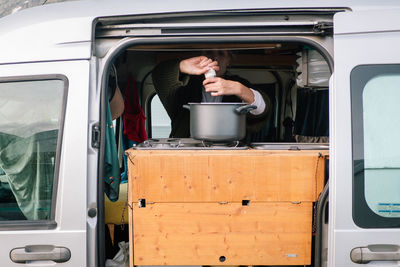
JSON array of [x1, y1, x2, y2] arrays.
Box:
[[331, 8, 400, 267], [0, 61, 89, 266], [131, 202, 312, 266]]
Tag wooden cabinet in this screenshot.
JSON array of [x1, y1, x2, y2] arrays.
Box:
[[126, 149, 328, 266], [128, 150, 327, 203]]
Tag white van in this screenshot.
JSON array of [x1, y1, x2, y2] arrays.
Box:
[[0, 0, 400, 266]]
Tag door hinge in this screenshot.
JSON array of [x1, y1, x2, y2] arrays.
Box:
[[313, 21, 333, 35], [91, 123, 100, 149]]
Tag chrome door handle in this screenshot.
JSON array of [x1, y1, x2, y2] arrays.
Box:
[[10, 245, 71, 263], [351, 245, 400, 264]]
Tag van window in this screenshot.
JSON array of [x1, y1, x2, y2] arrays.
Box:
[[150, 94, 171, 138], [351, 65, 400, 228], [0, 78, 66, 222]]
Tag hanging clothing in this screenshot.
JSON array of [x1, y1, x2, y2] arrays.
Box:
[[120, 130, 136, 184], [123, 76, 147, 143], [120, 76, 147, 183], [104, 102, 121, 202]]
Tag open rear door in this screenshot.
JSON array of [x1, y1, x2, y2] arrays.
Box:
[[331, 8, 400, 267]]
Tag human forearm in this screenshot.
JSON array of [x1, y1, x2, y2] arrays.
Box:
[[179, 56, 219, 75], [236, 86, 267, 115], [203, 78, 254, 102], [236, 83, 255, 104], [248, 89, 266, 115]]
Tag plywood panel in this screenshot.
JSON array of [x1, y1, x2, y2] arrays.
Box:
[[131, 202, 312, 266], [316, 154, 328, 199], [127, 150, 327, 203]]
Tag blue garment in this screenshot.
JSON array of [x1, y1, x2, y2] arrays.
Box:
[[104, 103, 121, 202], [120, 119, 137, 184]]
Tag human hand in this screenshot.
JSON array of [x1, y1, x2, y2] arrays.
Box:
[[179, 56, 219, 75], [203, 77, 255, 103]]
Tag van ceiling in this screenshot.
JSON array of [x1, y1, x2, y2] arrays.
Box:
[[124, 44, 302, 71]]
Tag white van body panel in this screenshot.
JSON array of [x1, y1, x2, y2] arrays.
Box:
[[331, 10, 400, 267], [0, 16, 93, 64], [0, 60, 89, 266], [0, 0, 398, 64], [334, 9, 400, 34], [0, 1, 400, 267]]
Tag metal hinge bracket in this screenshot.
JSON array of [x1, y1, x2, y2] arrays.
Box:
[[91, 123, 100, 149]]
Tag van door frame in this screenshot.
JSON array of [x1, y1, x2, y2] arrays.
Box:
[[95, 32, 333, 267]]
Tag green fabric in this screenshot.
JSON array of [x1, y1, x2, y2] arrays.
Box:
[[104, 103, 121, 202], [0, 180, 26, 221], [0, 130, 57, 220]]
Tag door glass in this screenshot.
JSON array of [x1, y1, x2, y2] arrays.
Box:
[[150, 94, 171, 138], [363, 75, 400, 217], [351, 65, 400, 227], [0, 78, 66, 222]]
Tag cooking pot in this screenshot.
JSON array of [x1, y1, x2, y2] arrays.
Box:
[[183, 103, 256, 142]]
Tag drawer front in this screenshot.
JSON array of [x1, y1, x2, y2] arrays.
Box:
[[131, 202, 312, 266], [128, 150, 326, 202]]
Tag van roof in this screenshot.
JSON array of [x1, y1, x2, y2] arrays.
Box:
[[5, 0, 400, 20], [0, 0, 399, 64]]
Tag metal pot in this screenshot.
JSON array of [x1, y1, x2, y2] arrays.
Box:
[[183, 103, 256, 142]]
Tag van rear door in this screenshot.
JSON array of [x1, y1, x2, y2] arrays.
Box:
[[0, 60, 89, 266], [331, 8, 400, 266]]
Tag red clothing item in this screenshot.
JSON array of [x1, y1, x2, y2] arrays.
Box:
[[123, 76, 147, 143]]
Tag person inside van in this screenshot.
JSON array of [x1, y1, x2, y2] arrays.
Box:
[[152, 50, 271, 139]]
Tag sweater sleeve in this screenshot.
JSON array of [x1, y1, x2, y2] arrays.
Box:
[[248, 88, 266, 115], [151, 59, 190, 119], [246, 87, 271, 133], [224, 74, 272, 133]]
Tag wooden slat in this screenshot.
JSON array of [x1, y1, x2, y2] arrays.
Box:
[[127, 149, 327, 203], [316, 154, 328, 199], [132, 202, 312, 265], [128, 186, 134, 267]]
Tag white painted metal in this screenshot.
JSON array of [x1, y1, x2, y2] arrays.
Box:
[[0, 0, 397, 64], [330, 9, 400, 267], [0, 60, 90, 266]]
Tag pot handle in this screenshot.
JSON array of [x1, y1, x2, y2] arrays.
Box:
[[182, 104, 190, 110], [235, 104, 257, 115]]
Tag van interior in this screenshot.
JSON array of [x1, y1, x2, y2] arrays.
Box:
[[110, 43, 330, 140], [103, 42, 331, 266]]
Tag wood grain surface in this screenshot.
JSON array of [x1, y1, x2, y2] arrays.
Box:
[[131, 202, 312, 265], [127, 149, 328, 203]]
